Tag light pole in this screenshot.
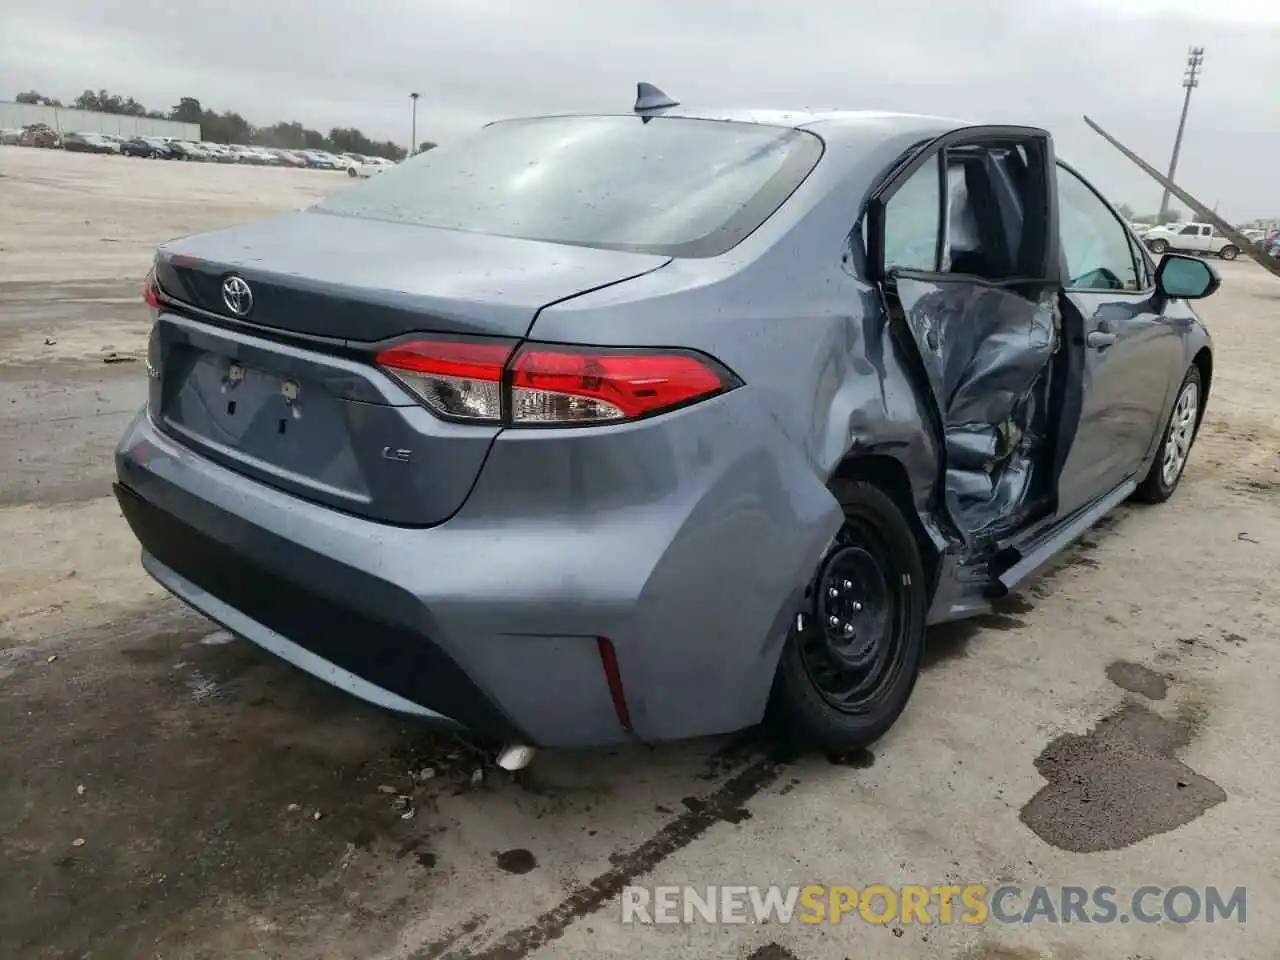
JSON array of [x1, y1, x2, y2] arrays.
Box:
[[1159, 47, 1204, 220], [409, 92, 420, 158]]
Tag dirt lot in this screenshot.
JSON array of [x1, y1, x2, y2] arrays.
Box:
[[1, 145, 1278, 960]]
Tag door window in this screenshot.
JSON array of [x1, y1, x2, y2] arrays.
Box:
[[882, 159, 941, 273], [1178, 224, 1200, 236], [879, 139, 1045, 282], [881, 155, 1018, 279], [1127, 232, 1154, 289], [1056, 166, 1140, 291]]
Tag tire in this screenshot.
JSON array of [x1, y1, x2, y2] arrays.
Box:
[[1148, 238, 1169, 255], [770, 478, 928, 753], [1219, 245, 1238, 261], [1133, 365, 1202, 504], [347, 166, 357, 177]]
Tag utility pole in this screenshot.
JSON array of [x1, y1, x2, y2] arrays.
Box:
[[409, 92, 420, 157], [1159, 46, 1204, 220]]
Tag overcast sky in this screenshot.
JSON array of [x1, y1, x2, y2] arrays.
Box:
[[3, 0, 1277, 219]]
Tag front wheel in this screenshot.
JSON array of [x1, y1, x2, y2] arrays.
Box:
[[347, 166, 357, 177], [1134, 365, 1202, 504], [770, 478, 927, 753], [1148, 238, 1169, 255], [1219, 245, 1238, 261]]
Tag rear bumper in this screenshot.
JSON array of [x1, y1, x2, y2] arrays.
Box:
[[115, 395, 841, 747], [116, 481, 493, 734]]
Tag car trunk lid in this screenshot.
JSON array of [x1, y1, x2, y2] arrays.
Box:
[[153, 209, 672, 342], [148, 212, 671, 525]]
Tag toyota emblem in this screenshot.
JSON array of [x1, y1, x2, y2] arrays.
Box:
[[221, 275, 254, 317]]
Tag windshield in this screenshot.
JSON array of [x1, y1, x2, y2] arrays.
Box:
[[315, 115, 823, 258]]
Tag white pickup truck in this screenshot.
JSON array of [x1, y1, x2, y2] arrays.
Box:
[[1142, 222, 1240, 260]]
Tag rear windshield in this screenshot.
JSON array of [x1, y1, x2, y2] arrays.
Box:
[[314, 115, 823, 258]]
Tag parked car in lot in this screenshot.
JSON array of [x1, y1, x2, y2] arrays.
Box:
[[227, 144, 277, 165], [348, 155, 395, 177], [1, 128, 23, 145], [297, 149, 339, 170], [117, 91, 1217, 760], [164, 140, 206, 161], [1251, 230, 1278, 254], [62, 131, 120, 154], [1143, 221, 1240, 260], [189, 142, 219, 161], [266, 148, 308, 167], [322, 151, 356, 172], [121, 136, 175, 159], [20, 123, 61, 148], [198, 143, 236, 163]]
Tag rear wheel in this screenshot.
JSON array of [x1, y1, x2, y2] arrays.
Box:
[[1220, 245, 1238, 261], [347, 166, 357, 177], [770, 479, 927, 752], [1134, 365, 1201, 504], [1148, 238, 1169, 255]]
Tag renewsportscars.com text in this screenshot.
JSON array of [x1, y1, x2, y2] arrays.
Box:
[[620, 884, 1247, 926]]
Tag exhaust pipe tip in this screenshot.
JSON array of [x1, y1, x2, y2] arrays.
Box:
[[496, 744, 537, 772]]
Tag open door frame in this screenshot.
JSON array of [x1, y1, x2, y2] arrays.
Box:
[[866, 125, 1062, 286], [866, 126, 1073, 549]]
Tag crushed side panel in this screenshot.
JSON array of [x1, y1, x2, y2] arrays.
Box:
[[895, 277, 1059, 540]]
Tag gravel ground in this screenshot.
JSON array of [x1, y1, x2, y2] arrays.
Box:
[[1, 145, 1278, 960]]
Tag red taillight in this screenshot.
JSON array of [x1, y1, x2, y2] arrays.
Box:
[[375, 337, 737, 426], [375, 338, 514, 422], [143, 268, 161, 309], [509, 345, 729, 424]]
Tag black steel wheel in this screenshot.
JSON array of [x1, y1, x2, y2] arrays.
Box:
[[771, 478, 927, 751]]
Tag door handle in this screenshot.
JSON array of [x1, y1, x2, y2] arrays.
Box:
[[1087, 331, 1117, 348]]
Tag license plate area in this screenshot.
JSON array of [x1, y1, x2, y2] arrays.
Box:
[[162, 345, 360, 484]]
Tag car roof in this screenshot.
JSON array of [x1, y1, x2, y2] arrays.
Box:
[[508, 106, 972, 147]]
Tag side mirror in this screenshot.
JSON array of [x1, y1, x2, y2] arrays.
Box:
[[1155, 253, 1220, 301]]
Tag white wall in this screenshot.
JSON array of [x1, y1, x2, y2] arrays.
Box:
[[0, 102, 201, 140]]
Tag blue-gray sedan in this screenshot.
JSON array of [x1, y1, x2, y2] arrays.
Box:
[[115, 87, 1216, 757]]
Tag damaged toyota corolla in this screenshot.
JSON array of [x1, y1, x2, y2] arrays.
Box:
[[115, 84, 1215, 763]]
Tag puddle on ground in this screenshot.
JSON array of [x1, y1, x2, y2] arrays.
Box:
[[1019, 702, 1225, 852], [1104, 659, 1168, 700], [495, 848, 537, 875]]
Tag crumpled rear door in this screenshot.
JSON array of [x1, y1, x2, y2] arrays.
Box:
[[894, 278, 1060, 539], [867, 125, 1067, 546]]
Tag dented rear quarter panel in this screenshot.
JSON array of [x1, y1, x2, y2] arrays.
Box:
[[531, 117, 954, 508], [524, 118, 963, 684]]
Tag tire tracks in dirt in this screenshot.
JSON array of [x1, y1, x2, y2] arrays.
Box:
[[433, 754, 785, 960]]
